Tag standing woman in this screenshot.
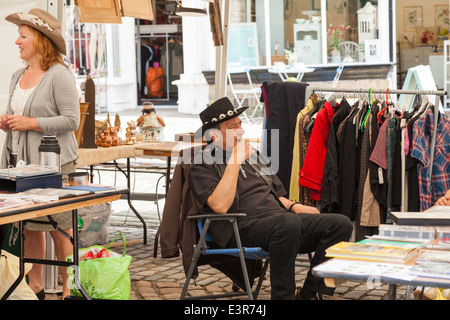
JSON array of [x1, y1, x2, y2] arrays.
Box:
[[0, 9, 80, 299]]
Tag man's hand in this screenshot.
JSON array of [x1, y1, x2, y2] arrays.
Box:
[[230, 138, 255, 164], [436, 189, 450, 206], [292, 203, 320, 214]]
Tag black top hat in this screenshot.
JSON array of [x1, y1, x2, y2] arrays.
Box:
[[194, 97, 248, 138]]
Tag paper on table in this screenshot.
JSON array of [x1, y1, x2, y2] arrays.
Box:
[[313, 259, 416, 281]]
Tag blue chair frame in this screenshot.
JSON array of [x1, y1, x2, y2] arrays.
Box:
[[180, 213, 320, 300]]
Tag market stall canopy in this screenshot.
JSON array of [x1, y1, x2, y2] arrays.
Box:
[[75, 0, 154, 24]]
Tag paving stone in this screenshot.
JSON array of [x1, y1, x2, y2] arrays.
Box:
[[343, 290, 367, 300], [155, 282, 181, 288]]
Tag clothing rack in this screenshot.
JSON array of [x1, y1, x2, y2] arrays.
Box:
[[309, 86, 448, 212], [310, 87, 447, 96]]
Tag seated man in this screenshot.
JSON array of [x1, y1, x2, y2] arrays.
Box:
[[188, 97, 353, 300]]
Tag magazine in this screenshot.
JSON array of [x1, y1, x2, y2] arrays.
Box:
[[416, 248, 450, 264], [0, 164, 58, 179], [358, 239, 424, 249], [325, 241, 419, 263], [21, 188, 90, 199], [410, 262, 450, 280], [0, 193, 58, 211]]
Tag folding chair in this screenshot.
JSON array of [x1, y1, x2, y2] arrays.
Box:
[[227, 63, 263, 122], [339, 41, 360, 62], [180, 213, 321, 300]]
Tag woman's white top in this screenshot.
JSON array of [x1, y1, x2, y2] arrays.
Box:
[[10, 79, 35, 154]]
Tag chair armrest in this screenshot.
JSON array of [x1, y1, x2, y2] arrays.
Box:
[[188, 213, 246, 221]]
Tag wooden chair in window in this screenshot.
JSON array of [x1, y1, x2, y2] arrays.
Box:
[[339, 41, 359, 62]]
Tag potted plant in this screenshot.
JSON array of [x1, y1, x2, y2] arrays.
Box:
[[328, 24, 350, 63]]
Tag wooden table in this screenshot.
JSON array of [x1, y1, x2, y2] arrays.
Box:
[[135, 141, 205, 195], [77, 144, 142, 168], [0, 188, 127, 300]]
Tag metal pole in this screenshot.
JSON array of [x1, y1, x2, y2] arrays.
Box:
[[310, 87, 447, 96]]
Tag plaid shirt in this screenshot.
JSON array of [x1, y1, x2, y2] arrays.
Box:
[[411, 108, 450, 211]]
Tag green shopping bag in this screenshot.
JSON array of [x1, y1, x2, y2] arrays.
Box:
[[66, 233, 132, 300]]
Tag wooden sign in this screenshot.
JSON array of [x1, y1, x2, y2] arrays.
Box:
[[120, 0, 154, 20], [75, 0, 122, 24]]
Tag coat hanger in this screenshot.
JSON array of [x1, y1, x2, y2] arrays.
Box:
[[360, 88, 373, 132], [377, 88, 389, 124]]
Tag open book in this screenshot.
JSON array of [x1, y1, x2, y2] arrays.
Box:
[[22, 185, 115, 199]]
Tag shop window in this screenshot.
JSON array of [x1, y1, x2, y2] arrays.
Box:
[[227, 0, 390, 67]]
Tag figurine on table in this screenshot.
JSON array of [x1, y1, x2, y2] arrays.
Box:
[[136, 102, 165, 141]]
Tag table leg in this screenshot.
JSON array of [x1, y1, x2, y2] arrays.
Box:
[[112, 159, 148, 245], [165, 156, 171, 195], [153, 156, 172, 257], [1, 221, 25, 300], [71, 209, 91, 300], [388, 284, 397, 300], [89, 165, 94, 183], [126, 158, 147, 245], [297, 72, 305, 82]]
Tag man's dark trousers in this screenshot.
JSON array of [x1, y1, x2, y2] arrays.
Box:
[[228, 212, 353, 300]]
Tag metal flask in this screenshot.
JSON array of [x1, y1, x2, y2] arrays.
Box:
[[38, 135, 61, 172]]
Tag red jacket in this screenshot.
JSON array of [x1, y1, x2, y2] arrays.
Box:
[[299, 101, 337, 200]]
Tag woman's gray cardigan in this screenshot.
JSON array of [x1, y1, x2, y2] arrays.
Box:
[[1, 63, 80, 168]]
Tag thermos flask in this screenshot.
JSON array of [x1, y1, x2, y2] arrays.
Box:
[[38, 135, 61, 172]]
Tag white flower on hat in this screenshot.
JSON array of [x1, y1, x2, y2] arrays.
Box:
[[219, 114, 226, 119], [17, 13, 55, 31]]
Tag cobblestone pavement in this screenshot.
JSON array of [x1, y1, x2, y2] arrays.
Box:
[[45, 225, 414, 301], [120, 226, 415, 301]]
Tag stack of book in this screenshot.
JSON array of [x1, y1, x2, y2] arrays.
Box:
[[410, 248, 450, 279], [377, 224, 435, 242], [436, 227, 450, 246], [325, 239, 422, 263], [324, 224, 450, 280]]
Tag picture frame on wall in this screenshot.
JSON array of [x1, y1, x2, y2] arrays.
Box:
[[404, 6, 423, 32], [365, 39, 381, 63], [435, 5, 449, 31]]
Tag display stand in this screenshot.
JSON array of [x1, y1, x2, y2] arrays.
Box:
[[309, 85, 447, 299], [398, 65, 443, 111]]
